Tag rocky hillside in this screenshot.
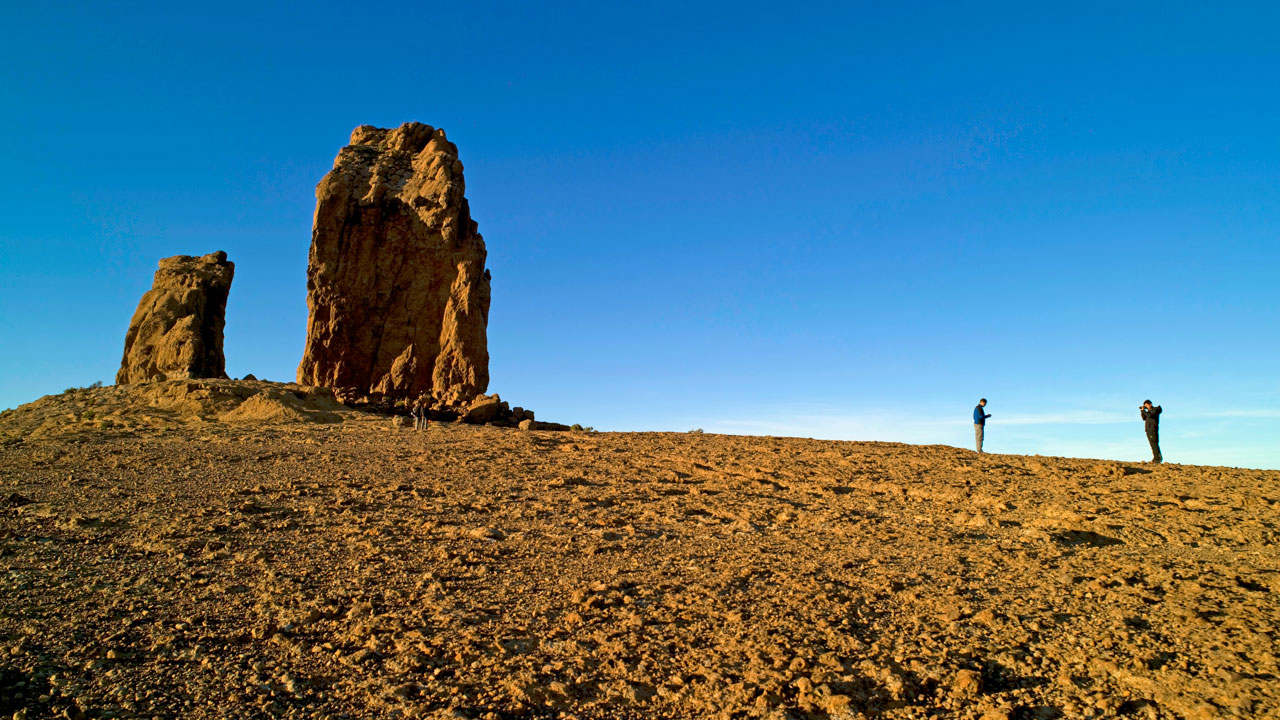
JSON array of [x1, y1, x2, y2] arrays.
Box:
[[1, 393, 1277, 719]]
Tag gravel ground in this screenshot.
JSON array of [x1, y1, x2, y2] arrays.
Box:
[[2, 395, 1278, 719]]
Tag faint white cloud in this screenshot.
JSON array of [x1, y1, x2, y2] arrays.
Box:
[[691, 403, 1279, 469], [1201, 408, 1280, 419], [705, 412, 950, 443], [995, 410, 1130, 426], [707, 408, 1138, 436]]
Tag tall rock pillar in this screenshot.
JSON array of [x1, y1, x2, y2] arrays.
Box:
[[117, 251, 235, 384], [297, 123, 491, 404]]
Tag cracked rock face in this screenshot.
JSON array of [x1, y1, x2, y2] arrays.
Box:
[[116, 251, 234, 384], [297, 122, 491, 404]]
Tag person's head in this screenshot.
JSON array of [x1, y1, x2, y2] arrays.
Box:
[[1143, 399, 1152, 408], [979, 398, 987, 406]]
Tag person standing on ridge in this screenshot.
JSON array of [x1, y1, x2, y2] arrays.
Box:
[[1141, 399, 1162, 463], [973, 398, 991, 453]]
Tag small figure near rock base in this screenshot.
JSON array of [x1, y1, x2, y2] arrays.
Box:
[[973, 398, 991, 453], [411, 394, 431, 431], [1141, 399, 1162, 463]]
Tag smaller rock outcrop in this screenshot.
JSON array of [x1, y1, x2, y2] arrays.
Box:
[[455, 393, 553, 427], [117, 252, 234, 385], [464, 396, 505, 424]]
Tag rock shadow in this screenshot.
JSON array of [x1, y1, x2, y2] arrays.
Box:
[[1051, 529, 1123, 548]]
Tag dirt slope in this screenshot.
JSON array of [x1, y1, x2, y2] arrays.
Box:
[[1, 398, 1277, 719], [0, 381, 350, 441]]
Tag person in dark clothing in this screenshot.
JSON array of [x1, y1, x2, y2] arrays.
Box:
[[973, 398, 991, 453], [1141, 400, 1162, 463]]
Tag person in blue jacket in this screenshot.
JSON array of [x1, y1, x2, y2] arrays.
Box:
[[973, 398, 991, 453]]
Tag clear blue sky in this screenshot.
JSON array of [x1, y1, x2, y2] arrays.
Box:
[[2, 2, 1277, 468]]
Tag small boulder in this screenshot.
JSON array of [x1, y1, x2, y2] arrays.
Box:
[[951, 669, 983, 697], [464, 397, 503, 424], [468, 526, 504, 540]]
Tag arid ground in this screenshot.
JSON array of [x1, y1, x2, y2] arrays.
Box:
[[2, 383, 1277, 719]]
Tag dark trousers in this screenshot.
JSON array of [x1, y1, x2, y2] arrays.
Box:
[[1146, 430, 1162, 463]]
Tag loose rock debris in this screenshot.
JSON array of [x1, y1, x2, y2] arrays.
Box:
[[1, 411, 1278, 719]]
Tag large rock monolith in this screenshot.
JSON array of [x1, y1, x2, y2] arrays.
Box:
[[297, 123, 491, 404], [116, 251, 235, 384]]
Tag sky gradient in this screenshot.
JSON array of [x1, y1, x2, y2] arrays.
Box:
[[2, 2, 1277, 468]]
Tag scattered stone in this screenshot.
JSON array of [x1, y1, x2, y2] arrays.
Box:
[[952, 669, 983, 697], [3, 492, 32, 507], [1091, 463, 1124, 478], [971, 608, 998, 625]]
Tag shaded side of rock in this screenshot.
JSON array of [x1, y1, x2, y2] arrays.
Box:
[[116, 252, 235, 384], [297, 122, 491, 405], [518, 419, 570, 431]]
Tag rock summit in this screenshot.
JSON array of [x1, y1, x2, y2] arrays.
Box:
[[116, 251, 234, 384], [297, 122, 491, 404]]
